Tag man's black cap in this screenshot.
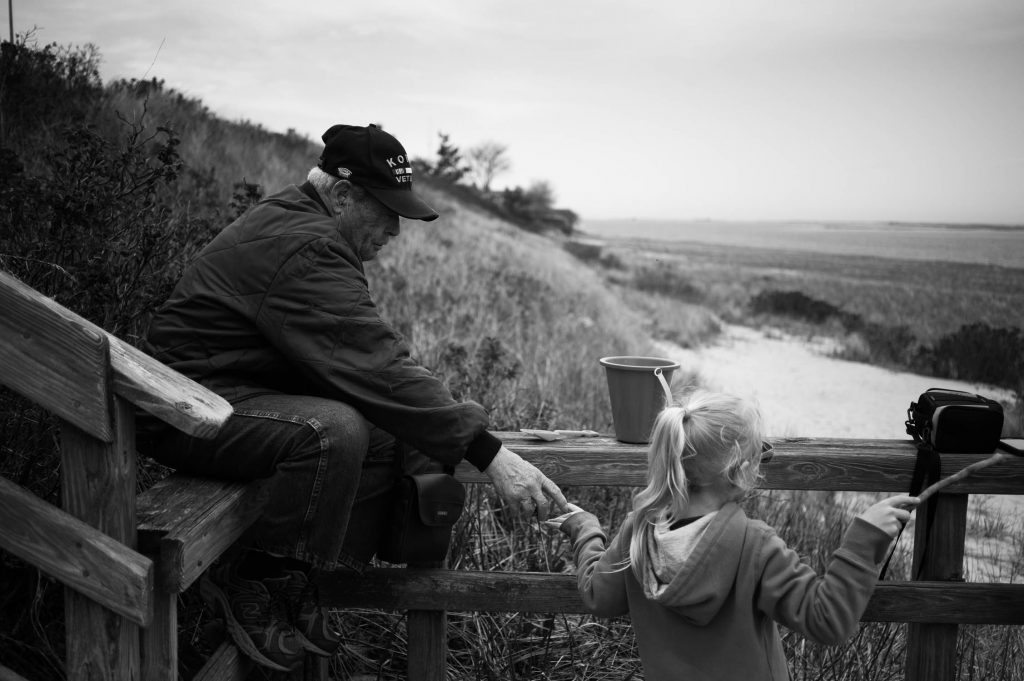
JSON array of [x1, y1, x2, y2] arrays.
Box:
[[318, 124, 439, 221]]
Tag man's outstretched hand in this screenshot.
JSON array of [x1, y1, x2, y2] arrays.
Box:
[[484, 446, 569, 520]]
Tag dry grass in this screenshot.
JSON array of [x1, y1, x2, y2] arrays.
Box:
[[366, 191, 716, 432]]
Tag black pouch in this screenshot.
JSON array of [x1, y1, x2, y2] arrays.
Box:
[[377, 472, 465, 565], [905, 388, 1004, 453]]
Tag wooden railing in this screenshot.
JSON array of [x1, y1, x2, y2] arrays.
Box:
[[0, 270, 235, 681], [320, 433, 1024, 681], [3, 267, 1023, 681]]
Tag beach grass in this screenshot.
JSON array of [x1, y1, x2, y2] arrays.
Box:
[[591, 236, 1024, 343]]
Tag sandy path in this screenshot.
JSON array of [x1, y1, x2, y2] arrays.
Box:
[[655, 324, 1022, 581], [657, 324, 1015, 439]]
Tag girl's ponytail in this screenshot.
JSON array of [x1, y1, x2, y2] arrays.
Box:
[[625, 388, 766, 583]]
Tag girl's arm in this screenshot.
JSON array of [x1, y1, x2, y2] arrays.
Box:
[[754, 515, 895, 645], [556, 511, 631, 617]]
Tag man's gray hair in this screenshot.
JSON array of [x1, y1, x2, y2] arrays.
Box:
[[307, 166, 340, 194]]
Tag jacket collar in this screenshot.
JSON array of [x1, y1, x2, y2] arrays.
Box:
[[300, 181, 330, 214]]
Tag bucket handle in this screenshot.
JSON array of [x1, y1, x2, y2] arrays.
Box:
[[653, 367, 673, 405]]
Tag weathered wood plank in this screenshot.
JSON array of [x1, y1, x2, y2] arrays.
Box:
[[137, 475, 267, 592], [865, 580, 1024, 624], [107, 334, 231, 439], [905, 494, 968, 681], [0, 269, 112, 441], [140, 588, 177, 681], [0, 475, 152, 625], [0, 269, 231, 438], [408, 611, 447, 681], [468, 434, 1024, 494], [320, 568, 1024, 625], [60, 399, 141, 681]]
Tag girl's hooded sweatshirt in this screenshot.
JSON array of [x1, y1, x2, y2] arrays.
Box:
[[561, 502, 893, 681]]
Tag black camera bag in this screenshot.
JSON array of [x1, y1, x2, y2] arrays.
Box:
[[880, 388, 1005, 580], [905, 388, 1004, 453]]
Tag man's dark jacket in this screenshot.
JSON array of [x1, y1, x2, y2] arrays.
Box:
[[145, 184, 499, 469]]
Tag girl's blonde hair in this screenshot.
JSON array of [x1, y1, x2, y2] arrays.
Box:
[[627, 387, 766, 582]]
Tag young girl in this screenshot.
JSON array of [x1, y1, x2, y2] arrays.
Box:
[[547, 388, 917, 681]]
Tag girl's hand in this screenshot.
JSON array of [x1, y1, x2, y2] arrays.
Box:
[[857, 495, 920, 537], [541, 503, 586, 531]]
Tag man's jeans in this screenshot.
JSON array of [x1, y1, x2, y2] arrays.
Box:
[[148, 393, 426, 572]]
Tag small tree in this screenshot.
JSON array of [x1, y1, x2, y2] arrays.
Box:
[[500, 181, 559, 232], [524, 180, 555, 210], [432, 131, 467, 183], [466, 141, 511, 192]]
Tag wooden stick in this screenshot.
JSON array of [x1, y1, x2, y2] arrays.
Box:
[[916, 452, 1009, 503]]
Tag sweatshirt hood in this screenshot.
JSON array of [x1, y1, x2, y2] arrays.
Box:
[[640, 502, 746, 626]]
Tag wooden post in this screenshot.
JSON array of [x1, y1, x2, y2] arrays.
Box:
[[407, 610, 447, 681], [905, 492, 968, 681], [140, 588, 176, 681], [60, 398, 141, 681]]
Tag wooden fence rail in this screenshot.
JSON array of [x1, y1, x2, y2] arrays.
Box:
[[2, 268, 1023, 681], [318, 434, 1024, 681]]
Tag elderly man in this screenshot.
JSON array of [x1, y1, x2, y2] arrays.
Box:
[[143, 123, 567, 671]]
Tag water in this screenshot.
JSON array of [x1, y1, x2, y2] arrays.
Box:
[[579, 219, 1024, 269]]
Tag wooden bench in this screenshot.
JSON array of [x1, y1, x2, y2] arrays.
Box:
[[0, 270, 252, 681], [4, 268, 1024, 681], [135, 475, 268, 680]]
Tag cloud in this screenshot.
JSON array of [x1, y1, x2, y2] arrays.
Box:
[[14, 0, 1024, 222]]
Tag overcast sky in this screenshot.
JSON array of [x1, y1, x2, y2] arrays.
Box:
[[11, 1, 1024, 224]]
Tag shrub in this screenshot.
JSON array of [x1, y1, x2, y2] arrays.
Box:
[[750, 289, 860, 327], [0, 121, 212, 339], [561, 240, 603, 264], [0, 38, 105, 154], [631, 261, 703, 303], [749, 291, 1024, 391], [852, 322, 919, 367], [914, 323, 1024, 393]]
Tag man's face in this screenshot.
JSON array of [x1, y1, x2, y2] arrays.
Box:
[[339, 186, 401, 261]]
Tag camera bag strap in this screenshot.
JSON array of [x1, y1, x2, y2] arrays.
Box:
[[879, 441, 941, 580]]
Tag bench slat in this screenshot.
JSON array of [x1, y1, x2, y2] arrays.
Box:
[[137, 475, 267, 592]]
